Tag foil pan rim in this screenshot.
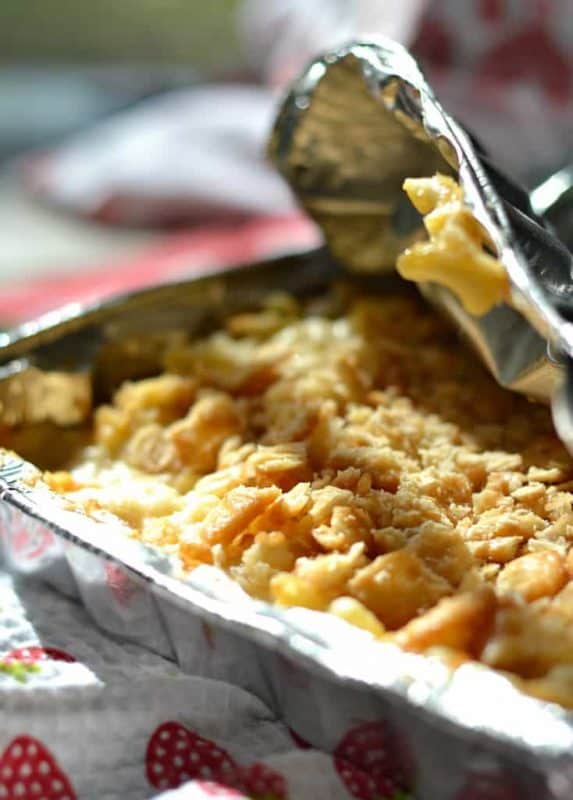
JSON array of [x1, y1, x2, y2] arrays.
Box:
[[2, 453, 573, 764]]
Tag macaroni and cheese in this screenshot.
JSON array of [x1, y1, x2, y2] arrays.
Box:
[[41, 288, 573, 708], [397, 174, 509, 315]]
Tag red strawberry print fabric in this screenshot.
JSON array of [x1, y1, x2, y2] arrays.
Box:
[[146, 722, 287, 799], [7, 520, 57, 564], [235, 763, 286, 800], [0, 736, 77, 800], [146, 723, 238, 791], [104, 561, 140, 608], [4, 647, 76, 664], [334, 722, 413, 800]]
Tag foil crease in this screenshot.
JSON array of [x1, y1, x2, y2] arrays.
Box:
[[0, 253, 572, 798]]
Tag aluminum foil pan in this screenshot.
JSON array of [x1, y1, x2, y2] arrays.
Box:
[[268, 38, 573, 437], [1, 252, 573, 800]]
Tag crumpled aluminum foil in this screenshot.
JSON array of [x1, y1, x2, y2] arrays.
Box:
[[268, 37, 573, 442], [1, 250, 573, 798]]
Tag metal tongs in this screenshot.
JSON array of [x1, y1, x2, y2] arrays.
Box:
[[268, 38, 573, 450]]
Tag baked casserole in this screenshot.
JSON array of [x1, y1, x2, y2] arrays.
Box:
[[13, 275, 569, 710]]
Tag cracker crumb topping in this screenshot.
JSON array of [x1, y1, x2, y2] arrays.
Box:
[[43, 290, 573, 707]]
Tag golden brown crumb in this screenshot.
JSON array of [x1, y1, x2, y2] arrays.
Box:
[[394, 586, 496, 655]]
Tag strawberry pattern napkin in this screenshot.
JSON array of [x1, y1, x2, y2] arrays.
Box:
[[0, 568, 418, 800]]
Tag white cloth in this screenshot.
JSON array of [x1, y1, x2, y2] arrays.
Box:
[[0, 570, 349, 800]]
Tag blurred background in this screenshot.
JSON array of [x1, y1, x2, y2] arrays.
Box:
[[0, 0, 244, 298], [0, 0, 571, 321], [0, 1, 244, 161]]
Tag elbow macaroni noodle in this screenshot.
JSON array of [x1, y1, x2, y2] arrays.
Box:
[[397, 174, 509, 315]]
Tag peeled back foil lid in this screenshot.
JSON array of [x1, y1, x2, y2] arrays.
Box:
[[268, 38, 573, 449]]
